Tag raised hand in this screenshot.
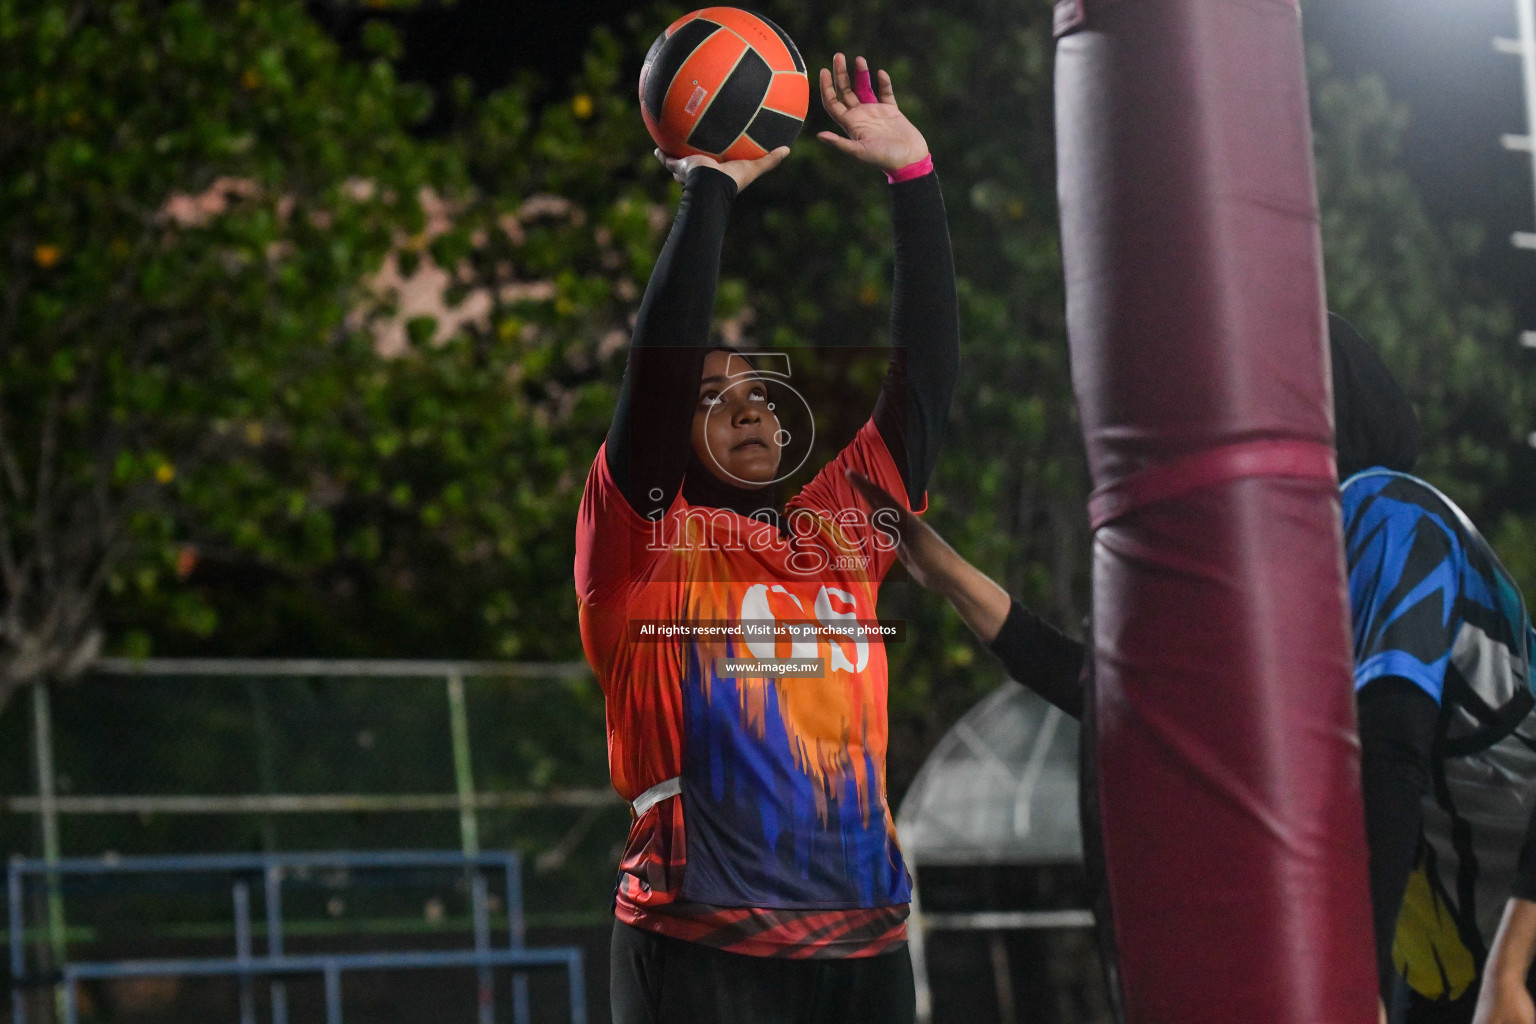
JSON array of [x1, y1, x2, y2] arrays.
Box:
[[816, 53, 929, 173], [654, 146, 790, 194]]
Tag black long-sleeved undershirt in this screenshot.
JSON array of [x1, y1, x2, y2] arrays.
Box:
[[986, 599, 1453, 999], [871, 169, 960, 507], [606, 168, 735, 521], [1514, 804, 1536, 904], [987, 599, 1086, 718], [604, 165, 958, 520], [1356, 677, 1436, 997]]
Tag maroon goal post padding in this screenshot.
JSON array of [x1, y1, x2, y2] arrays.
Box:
[[1052, 0, 1379, 1022]]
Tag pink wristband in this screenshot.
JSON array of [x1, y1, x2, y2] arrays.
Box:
[[886, 154, 933, 183]]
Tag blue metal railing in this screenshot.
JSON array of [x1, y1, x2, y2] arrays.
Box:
[[60, 948, 586, 1024], [8, 849, 585, 1024]]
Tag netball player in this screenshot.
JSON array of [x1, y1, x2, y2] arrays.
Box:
[[847, 315, 1536, 1024], [576, 53, 958, 1024]]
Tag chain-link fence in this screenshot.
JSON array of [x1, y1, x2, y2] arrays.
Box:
[[1, 661, 623, 1023]]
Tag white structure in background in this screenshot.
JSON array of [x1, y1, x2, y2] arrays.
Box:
[[1496, 0, 1536, 342], [897, 682, 1092, 1024], [1495, 0, 1536, 446]]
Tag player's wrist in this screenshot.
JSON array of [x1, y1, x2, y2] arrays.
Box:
[[684, 163, 739, 195], [1493, 963, 1531, 988], [885, 151, 932, 183]]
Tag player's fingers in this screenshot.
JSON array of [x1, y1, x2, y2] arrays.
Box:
[[669, 151, 727, 183], [725, 146, 790, 191], [833, 52, 859, 107], [816, 131, 862, 159], [757, 145, 791, 174], [877, 69, 898, 108], [656, 148, 688, 181], [818, 67, 848, 119], [852, 56, 879, 105]]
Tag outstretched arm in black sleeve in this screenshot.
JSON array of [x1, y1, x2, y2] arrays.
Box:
[[872, 170, 960, 505], [987, 600, 1086, 718], [1356, 676, 1438, 1000], [813, 52, 958, 505], [845, 470, 1085, 717], [605, 148, 788, 519]]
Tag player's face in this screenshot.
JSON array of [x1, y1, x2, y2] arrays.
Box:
[[692, 349, 783, 487]]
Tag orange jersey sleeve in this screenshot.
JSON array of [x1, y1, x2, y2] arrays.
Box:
[[790, 418, 924, 583]]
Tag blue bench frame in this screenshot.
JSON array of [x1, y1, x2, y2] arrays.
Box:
[[61, 947, 586, 1024], [8, 850, 587, 1024]]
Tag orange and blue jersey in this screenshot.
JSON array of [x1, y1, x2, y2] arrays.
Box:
[[576, 419, 918, 957]]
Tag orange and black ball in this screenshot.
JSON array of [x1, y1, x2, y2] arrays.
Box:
[[639, 8, 809, 161]]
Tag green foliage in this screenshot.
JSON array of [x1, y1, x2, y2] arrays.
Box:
[[1310, 48, 1536, 596], [1311, 49, 1530, 518], [243, 24, 679, 661], [1, 3, 679, 703], [0, 0, 668, 893], [0, 0, 447, 706]]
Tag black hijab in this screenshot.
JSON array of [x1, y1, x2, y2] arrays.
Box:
[[682, 450, 784, 526], [1329, 312, 1420, 480]]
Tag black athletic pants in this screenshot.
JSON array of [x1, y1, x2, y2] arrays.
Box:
[[610, 920, 917, 1024]]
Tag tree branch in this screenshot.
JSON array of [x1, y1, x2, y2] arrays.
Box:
[[0, 271, 26, 357], [0, 484, 20, 602], [0, 407, 28, 504], [31, 388, 60, 588]]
